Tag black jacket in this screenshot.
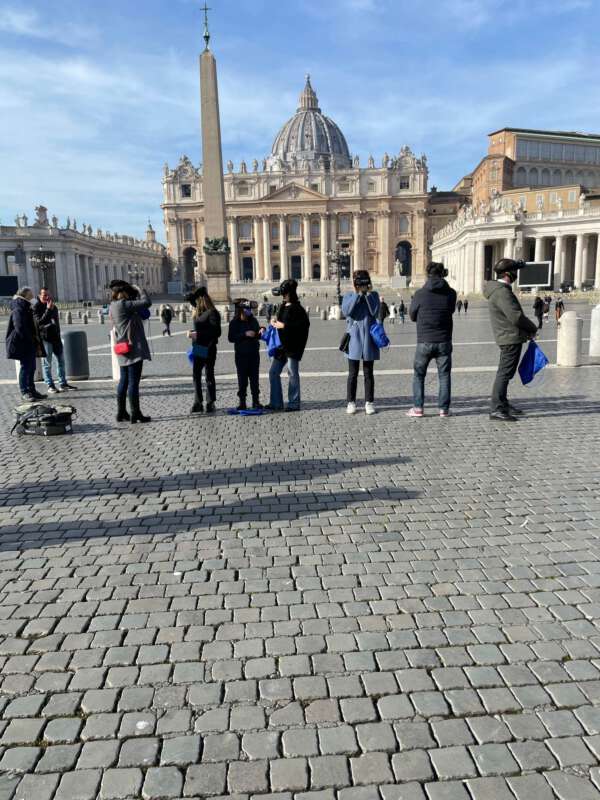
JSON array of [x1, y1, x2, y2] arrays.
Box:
[[409, 277, 457, 343], [6, 297, 45, 360], [194, 309, 221, 349], [228, 316, 260, 357], [378, 301, 390, 322], [32, 299, 62, 350], [277, 302, 310, 360]]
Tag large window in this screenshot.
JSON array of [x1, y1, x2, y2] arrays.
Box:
[[180, 184, 192, 198], [515, 166, 527, 187], [289, 217, 301, 237], [271, 221, 279, 238], [237, 182, 249, 197], [339, 216, 351, 235], [367, 218, 376, 235], [311, 219, 320, 237], [398, 215, 409, 234], [239, 220, 252, 239], [183, 222, 194, 241], [399, 177, 410, 190]]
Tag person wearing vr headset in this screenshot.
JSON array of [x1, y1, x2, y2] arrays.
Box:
[[341, 270, 381, 415], [228, 298, 262, 410], [186, 287, 221, 414], [266, 279, 310, 412], [484, 258, 538, 421], [407, 261, 456, 418], [110, 279, 152, 423]]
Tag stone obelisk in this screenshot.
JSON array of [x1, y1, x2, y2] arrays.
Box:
[[199, 5, 231, 303]]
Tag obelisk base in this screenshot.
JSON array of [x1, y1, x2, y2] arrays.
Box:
[[204, 253, 231, 304]]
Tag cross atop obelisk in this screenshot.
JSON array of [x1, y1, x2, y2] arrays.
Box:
[[199, 3, 231, 303]]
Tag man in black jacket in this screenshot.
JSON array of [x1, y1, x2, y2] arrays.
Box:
[[407, 262, 456, 418], [32, 287, 76, 393]]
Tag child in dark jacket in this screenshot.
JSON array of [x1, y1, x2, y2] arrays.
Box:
[[228, 299, 261, 410]]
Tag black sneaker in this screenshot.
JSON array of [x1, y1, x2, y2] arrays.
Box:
[[508, 405, 524, 415], [252, 402, 263, 410], [190, 402, 204, 414], [21, 393, 37, 402], [206, 401, 216, 413], [264, 404, 283, 412], [60, 383, 78, 391], [31, 390, 47, 400], [489, 411, 518, 422]]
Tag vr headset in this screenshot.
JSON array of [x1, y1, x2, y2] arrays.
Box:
[[184, 286, 207, 305], [272, 279, 298, 297]]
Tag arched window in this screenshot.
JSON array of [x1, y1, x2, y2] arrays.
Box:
[[312, 263, 321, 280], [515, 166, 527, 187], [367, 218, 376, 235], [183, 222, 194, 241], [541, 168, 551, 186], [398, 215, 409, 234], [528, 167, 539, 186], [565, 170, 573, 183], [552, 169, 562, 186]]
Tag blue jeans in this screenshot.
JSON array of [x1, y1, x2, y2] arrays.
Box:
[[269, 356, 300, 409], [42, 341, 67, 387], [117, 360, 144, 402], [413, 341, 452, 412], [18, 353, 37, 395]]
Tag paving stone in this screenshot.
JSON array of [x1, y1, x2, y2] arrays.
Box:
[[544, 770, 600, 800], [100, 768, 143, 800], [160, 734, 201, 766], [506, 773, 557, 800], [54, 769, 101, 800], [468, 744, 520, 777], [0, 746, 41, 773], [429, 745, 477, 780], [117, 736, 159, 767], [35, 744, 80, 773], [141, 767, 183, 799], [14, 773, 60, 800], [309, 755, 350, 788], [464, 777, 514, 800], [183, 764, 226, 797], [77, 740, 120, 769], [391, 750, 434, 782], [423, 781, 471, 800], [350, 752, 393, 785], [270, 757, 309, 791], [227, 760, 268, 793]]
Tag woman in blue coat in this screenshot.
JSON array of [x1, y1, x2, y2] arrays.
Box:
[[5, 287, 47, 401], [341, 270, 381, 415]]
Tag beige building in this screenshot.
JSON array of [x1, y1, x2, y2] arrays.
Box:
[[0, 206, 166, 301], [162, 77, 430, 289]]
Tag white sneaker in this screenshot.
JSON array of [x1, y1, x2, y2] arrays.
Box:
[[365, 402, 376, 415], [346, 402, 357, 415], [47, 386, 60, 394]]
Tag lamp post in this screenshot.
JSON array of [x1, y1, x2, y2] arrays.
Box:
[[31, 244, 55, 291], [327, 248, 351, 306]]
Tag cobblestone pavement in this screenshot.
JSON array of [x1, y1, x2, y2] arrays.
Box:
[[0, 317, 600, 799]]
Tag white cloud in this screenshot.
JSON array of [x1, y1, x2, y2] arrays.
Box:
[[0, 6, 96, 45]]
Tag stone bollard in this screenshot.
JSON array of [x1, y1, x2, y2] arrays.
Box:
[[556, 310, 583, 366], [63, 331, 90, 380], [98, 310, 104, 324], [589, 304, 600, 357], [320, 309, 327, 320], [83, 313, 89, 324], [330, 305, 342, 321], [315, 306, 320, 313], [179, 310, 187, 323], [66, 311, 73, 325]]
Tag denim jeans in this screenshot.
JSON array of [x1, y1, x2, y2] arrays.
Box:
[[117, 360, 144, 402], [18, 353, 37, 395], [413, 341, 452, 412], [42, 341, 67, 387], [269, 356, 300, 409]]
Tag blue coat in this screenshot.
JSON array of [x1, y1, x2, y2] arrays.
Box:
[[6, 296, 41, 361], [341, 291, 381, 361]]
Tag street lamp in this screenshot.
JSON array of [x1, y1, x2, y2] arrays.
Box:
[[327, 247, 351, 306], [31, 244, 55, 290]]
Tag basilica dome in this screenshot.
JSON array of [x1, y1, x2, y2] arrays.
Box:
[[267, 76, 352, 170]]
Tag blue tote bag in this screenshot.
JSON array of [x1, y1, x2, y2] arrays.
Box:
[[518, 340, 549, 386], [260, 325, 282, 357]]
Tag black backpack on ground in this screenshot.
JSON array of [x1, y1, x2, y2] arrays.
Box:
[[12, 403, 76, 436]]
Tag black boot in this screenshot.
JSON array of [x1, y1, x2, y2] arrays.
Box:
[[190, 400, 204, 414], [237, 397, 247, 411], [206, 401, 216, 413], [130, 396, 151, 424], [116, 396, 130, 422], [252, 399, 263, 410]]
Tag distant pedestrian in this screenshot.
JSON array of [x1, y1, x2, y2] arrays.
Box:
[[266, 279, 310, 412], [111, 280, 153, 423], [456, 299, 463, 314], [229, 299, 261, 411], [32, 287, 76, 393], [398, 299, 406, 324], [6, 286, 47, 402], [342, 270, 380, 415], [406, 262, 456, 418], [484, 259, 537, 422], [463, 298, 469, 314], [543, 296, 550, 322], [160, 304, 173, 336], [388, 303, 396, 324], [187, 288, 221, 414], [378, 297, 390, 323], [533, 295, 544, 330], [555, 297, 565, 322]]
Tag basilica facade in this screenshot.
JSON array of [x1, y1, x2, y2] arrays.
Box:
[[162, 77, 430, 288]]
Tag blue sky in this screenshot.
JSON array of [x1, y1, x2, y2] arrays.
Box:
[[1, 0, 599, 239]]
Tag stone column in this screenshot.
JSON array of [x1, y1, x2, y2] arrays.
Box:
[[377, 211, 391, 277], [595, 234, 600, 289], [319, 213, 328, 281], [475, 240, 485, 294], [262, 216, 271, 282], [352, 212, 362, 271], [279, 215, 289, 279], [303, 215, 312, 281], [581, 235, 590, 285], [253, 217, 263, 282], [228, 217, 240, 282], [554, 235, 564, 288], [504, 238, 514, 259], [329, 214, 337, 253], [414, 209, 427, 285], [534, 236, 544, 262], [574, 233, 584, 288]]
